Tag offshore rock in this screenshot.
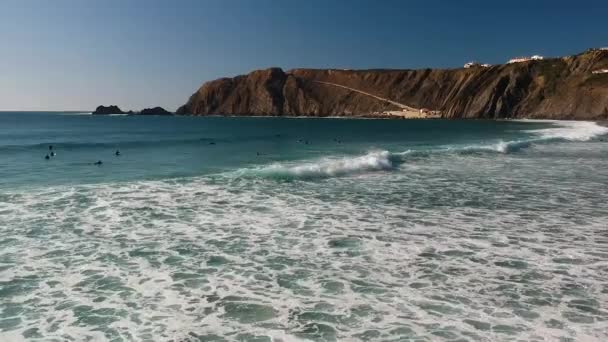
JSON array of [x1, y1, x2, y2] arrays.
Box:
[[92, 105, 125, 115]]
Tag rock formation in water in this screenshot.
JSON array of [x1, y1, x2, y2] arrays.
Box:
[[92, 106, 173, 116], [177, 49, 608, 120], [92, 105, 126, 115], [138, 107, 173, 115]]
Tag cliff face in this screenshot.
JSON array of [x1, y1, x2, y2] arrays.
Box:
[[177, 49, 608, 119]]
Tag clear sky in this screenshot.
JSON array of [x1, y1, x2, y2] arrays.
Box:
[[1, 0, 606, 111]]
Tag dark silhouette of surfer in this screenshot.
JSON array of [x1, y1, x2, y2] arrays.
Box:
[[94, 160, 103, 165], [45, 154, 50, 160], [115, 150, 121, 156]]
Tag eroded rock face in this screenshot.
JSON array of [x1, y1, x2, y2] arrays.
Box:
[[92, 105, 125, 115], [177, 49, 608, 119]]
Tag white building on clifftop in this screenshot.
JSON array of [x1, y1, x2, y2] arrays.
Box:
[[508, 55, 544, 64], [464, 62, 491, 68]]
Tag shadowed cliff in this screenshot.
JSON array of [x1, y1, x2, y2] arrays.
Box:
[[177, 49, 608, 119]]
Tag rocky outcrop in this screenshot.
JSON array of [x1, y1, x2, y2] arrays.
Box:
[[92, 105, 125, 115], [138, 107, 173, 115], [177, 49, 608, 120], [92, 106, 173, 116]]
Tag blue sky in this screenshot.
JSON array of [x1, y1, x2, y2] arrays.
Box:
[[1, 0, 606, 111]]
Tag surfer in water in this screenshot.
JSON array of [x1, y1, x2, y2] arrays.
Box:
[[94, 160, 103, 165], [115, 150, 121, 156], [50, 151, 56, 157], [45, 154, 50, 160]]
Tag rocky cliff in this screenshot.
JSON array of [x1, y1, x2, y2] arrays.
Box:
[[177, 49, 608, 119]]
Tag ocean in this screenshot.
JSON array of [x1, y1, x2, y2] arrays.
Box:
[[0, 112, 607, 341]]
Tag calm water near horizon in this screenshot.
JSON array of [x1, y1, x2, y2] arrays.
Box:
[[1, 112, 607, 341]]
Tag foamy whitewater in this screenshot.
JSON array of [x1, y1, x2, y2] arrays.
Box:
[[1, 113, 607, 341]]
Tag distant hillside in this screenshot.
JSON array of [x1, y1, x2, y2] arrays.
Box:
[[177, 49, 608, 120]]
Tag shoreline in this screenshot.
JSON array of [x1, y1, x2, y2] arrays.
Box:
[[172, 113, 607, 122]]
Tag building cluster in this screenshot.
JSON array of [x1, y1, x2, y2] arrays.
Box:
[[462, 48, 606, 71], [507, 55, 544, 64], [418, 108, 442, 118], [464, 62, 492, 69]]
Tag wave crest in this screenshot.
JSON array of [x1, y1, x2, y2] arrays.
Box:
[[236, 150, 395, 180], [235, 121, 608, 180], [528, 120, 608, 141]]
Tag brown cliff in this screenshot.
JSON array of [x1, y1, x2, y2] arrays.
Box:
[[177, 49, 608, 119]]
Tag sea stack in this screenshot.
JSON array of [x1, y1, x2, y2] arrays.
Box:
[[92, 105, 126, 115], [138, 107, 173, 116]]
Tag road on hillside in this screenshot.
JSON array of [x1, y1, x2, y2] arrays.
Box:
[[312, 80, 419, 112]]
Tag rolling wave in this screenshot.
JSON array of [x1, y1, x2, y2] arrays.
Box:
[[235, 121, 608, 180], [234, 150, 397, 180], [525, 120, 608, 141]]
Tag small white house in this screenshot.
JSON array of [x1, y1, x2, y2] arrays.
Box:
[[464, 62, 479, 68], [481, 64, 492, 68], [508, 57, 528, 64], [508, 55, 544, 64], [592, 69, 608, 74]]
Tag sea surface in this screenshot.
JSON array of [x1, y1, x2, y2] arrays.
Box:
[[1, 112, 607, 341]]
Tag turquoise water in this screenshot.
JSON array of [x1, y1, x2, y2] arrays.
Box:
[[1, 112, 607, 341]]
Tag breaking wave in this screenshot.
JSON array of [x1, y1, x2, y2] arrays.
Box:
[[235, 121, 608, 180], [525, 120, 608, 141], [235, 150, 397, 180]]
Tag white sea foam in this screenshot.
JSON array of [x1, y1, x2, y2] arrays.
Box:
[[455, 140, 532, 154], [233, 121, 608, 180], [238, 150, 394, 179], [447, 121, 607, 156], [525, 120, 608, 141], [1, 120, 608, 341], [1, 147, 608, 341]]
